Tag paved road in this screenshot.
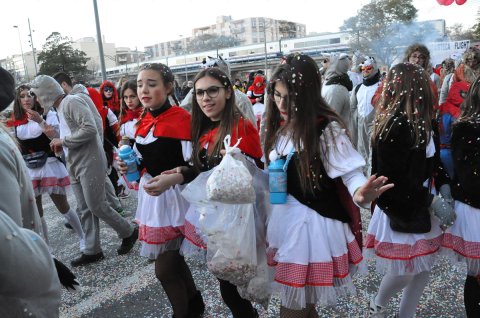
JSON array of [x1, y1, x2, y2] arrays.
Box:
[[44, 189, 467, 318]]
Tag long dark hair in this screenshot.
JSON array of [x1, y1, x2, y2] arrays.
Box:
[[190, 67, 237, 169], [456, 75, 480, 122], [264, 53, 346, 195], [119, 80, 142, 122], [373, 63, 433, 148], [13, 84, 42, 120]]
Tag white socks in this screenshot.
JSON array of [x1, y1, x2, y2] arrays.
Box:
[[375, 271, 431, 318]]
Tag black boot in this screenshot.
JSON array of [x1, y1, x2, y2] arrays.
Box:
[[117, 224, 139, 255], [188, 291, 205, 318], [71, 252, 104, 267]]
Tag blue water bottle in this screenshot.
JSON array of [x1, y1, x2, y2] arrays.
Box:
[[118, 144, 140, 182], [268, 158, 287, 204]]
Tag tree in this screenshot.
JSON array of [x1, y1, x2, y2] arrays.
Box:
[[340, 0, 442, 66], [447, 23, 476, 41], [471, 8, 480, 40], [37, 32, 90, 80]]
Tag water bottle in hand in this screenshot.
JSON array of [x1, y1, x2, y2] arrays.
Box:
[[118, 144, 140, 182], [268, 152, 287, 204]]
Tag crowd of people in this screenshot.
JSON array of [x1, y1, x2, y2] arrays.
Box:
[[0, 41, 479, 318]]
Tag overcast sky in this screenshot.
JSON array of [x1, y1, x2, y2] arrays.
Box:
[[2, 0, 479, 59]]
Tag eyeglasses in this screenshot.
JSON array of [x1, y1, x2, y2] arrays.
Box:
[[271, 91, 288, 104], [194, 86, 224, 99], [104, 87, 114, 92]]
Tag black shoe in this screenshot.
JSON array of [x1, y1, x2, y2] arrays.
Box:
[[71, 252, 104, 267], [64, 222, 73, 230], [188, 291, 205, 317], [117, 225, 139, 255]]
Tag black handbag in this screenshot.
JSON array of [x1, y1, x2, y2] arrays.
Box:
[[23, 151, 49, 169]]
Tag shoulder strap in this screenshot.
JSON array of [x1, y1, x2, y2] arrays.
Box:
[[354, 84, 362, 97]]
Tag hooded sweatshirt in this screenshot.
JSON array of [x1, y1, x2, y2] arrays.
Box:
[[322, 53, 353, 124]]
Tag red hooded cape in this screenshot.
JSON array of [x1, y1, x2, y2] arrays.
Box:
[[199, 117, 262, 159], [135, 106, 191, 141]]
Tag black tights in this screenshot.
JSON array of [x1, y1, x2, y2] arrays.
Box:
[[155, 251, 198, 318], [218, 279, 256, 318], [465, 275, 480, 318]]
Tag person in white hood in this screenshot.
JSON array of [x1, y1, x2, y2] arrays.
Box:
[[349, 56, 381, 175], [29, 75, 138, 267]]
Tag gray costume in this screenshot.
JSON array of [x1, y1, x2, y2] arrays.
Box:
[[30, 76, 135, 255], [0, 210, 61, 318], [69, 84, 123, 212], [322, 53, 352, 125]]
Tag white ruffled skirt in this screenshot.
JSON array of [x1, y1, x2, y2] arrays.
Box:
[[180, 204, 208, 262], [28, 157, 70, 197], [364, 205, 443, 275], [442, 201, 480, 278], [135, 174, 189, 259], [266, 196, 363, 310]]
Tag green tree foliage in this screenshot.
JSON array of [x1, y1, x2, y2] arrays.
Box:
[[341, 0, 442, 66], [37, 32, 89, 80], [472, 8, 480, 40], [447, 23, 476, 41]]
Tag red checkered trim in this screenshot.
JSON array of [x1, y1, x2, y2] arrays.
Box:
[[347, 240, 363, 265], [442, 233, 480, 259], [271, 244, 361, 287], [138, 224, 184, 244], [364, 234, 442, 260], [32, 176, 70, 189], [183, 221, 207, 249]]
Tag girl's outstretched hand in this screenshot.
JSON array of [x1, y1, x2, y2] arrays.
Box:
[[353, 175, 394, 207]]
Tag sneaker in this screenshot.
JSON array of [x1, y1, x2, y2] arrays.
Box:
[[115, 207, 126, 217], [188, 290, 205, 318], [71, 252, 104, 267], [117, 224, 139, 255], [369, 294, 387, 318]]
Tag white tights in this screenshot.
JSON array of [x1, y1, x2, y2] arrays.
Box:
[[375, 271, 430, 318]]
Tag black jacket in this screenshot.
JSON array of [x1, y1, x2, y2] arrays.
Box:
[[372, 115, 434, 233], [451, 119, 480, 209]]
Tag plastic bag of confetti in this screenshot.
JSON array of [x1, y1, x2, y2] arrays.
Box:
[[237, 247, 270, 309], [206, 135, 255, 204], [203, 203, 257, 286]]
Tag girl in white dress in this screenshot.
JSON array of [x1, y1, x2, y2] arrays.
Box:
[[442, 77, 480, 317], [263, 53, 392, 318], [9, 85, 85, 250], [365, 63, 456, 318]]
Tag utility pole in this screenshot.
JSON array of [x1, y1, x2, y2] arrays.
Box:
[[263, 18, 268, 75], [13, 25, 28, 81], [27, 18, 38, 76], [93, 0, 107, 81]]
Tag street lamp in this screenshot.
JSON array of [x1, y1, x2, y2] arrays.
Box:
[[13, 25, 28, 81]]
